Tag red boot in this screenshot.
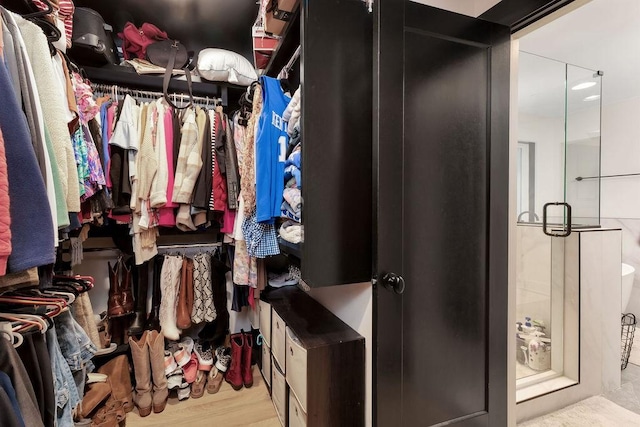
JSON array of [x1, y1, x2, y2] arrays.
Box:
[[225, 333, 244, 390], [242, 330, 254, 388]]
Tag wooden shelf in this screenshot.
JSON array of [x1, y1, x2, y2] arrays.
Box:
[[83, 65, 244, 106], [278, 237, 301, 259]]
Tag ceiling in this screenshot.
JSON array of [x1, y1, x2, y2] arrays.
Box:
[[518, 0, 640, 117]]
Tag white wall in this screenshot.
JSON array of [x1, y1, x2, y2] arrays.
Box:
[[308, 283, 373, 427], [409, 0, 499, 17]]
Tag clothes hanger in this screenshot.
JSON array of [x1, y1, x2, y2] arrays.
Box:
[[21, 0, 52, 19]]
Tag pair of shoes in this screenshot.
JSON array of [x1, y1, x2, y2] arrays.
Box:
[[96, 355, 134, 413], [129, 330, 169, 416], [108, 259, 134, 317], [191, 342, 214, 398], [206, 346, 230, 394], [226, 330, 254, 390]]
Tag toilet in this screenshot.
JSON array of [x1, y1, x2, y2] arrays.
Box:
[[622, 263, 635, 312]]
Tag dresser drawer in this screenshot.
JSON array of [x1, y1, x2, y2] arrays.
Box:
[[272, 357, 287, 427], [285, 326, 308, 412], [289, 389, 308, 427], [272, 310, 286, 372], [259, 300, 272, 347], [261, 342, 271, 387]]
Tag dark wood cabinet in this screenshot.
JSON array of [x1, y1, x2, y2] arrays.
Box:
[[266, 1, 374, 288], [260, 286, 365, 427]]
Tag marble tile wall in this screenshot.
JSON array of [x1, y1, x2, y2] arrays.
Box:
[[602, 219, 640, 315], [516, 229, 622, 422]]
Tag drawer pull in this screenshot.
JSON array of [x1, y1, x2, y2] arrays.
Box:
[[295, 407, 298, 416], [290, 346, 293, 356], [277, 322, 280, 329]]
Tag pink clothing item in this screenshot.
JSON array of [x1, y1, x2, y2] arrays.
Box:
[[0, 129, 12, 275], [32, 0, 75, 48], [107, 104, 117, 140], [220, 209, 235, 234], [108, 213, 132, 223], [158, 107, 176, 227]]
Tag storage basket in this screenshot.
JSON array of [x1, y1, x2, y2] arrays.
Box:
[[621, 313, 636, 370]]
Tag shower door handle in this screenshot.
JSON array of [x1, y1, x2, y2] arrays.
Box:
[[543, 202, 572, 237]]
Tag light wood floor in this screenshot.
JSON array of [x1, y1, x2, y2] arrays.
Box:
[[127, 369, 280, 426]]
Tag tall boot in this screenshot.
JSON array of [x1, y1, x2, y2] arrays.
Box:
[[120, 260, 135, 314], [129, 331, 152, 417], [129, 262, 149, 335], [176, 257, 192, 330], [146, 256, 163, 332], [225, 333, 244, 390], [242, 330, 254, 388], [97, 355, 134, 413], [147, 330, 169, 413], [107, 261, 125, 317], [158, 255, 182, 341]]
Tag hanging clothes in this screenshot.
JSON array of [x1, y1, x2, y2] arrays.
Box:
[[255, 76, 291, 224]]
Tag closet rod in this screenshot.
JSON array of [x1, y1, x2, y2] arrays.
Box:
[[83, 242, 221, 253], [91, 83, 222, 106], [280, 45, 301, 77]]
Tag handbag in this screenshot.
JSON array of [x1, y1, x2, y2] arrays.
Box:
[[118, 22, 168, 60], [146, 39, 189, 69], [148, 40, 194, 110]]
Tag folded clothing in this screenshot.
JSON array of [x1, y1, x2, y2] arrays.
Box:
[[283, 188, 301, 215], [281, 202, 300, 223], [279, 220, 302, 244]]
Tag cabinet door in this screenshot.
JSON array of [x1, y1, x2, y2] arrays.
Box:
[[374, 1, 510, 426], [301, 0, 373, 287]]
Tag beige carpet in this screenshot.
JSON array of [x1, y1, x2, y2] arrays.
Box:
[[519, 396, 640, 426]]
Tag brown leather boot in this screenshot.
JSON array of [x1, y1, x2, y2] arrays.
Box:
[[80, 381, 112, 419], [145, 256, 163, 332], [129, 262, 149, 335], [97, 355, 134, 413], [120, 260, 135, 314], [107, 261, 125, 317], [176, 257, 193, 330], [129, 331, 152, 417], [147, 330, 169, 413]]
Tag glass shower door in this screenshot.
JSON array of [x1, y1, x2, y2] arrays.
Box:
[[516, 52, 601, 395]]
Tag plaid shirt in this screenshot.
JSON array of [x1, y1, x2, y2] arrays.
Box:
[[242, 212, 280, 258]]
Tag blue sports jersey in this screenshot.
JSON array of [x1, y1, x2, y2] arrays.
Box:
[[256, 76, 291, 223]]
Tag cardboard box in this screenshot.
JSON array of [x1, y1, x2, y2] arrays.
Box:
[[264, 0, 299, 36]]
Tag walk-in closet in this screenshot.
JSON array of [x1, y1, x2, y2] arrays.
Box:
[[0, 0, 369, 425]]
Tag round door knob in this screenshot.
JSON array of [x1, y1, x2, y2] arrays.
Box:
[[381, 272, 406, 295]]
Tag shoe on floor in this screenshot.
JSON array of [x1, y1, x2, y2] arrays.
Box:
[[174, 336, 194, 367], [164, 351, 178, 376], [183, 352, 199, 384], [206, 367, 224, 394], [177, 382, 190, 401], [191, 370, 206, 399], [167, 368, 183, 390], [214, 346, 231, 373], [194, 342, 213, 371]]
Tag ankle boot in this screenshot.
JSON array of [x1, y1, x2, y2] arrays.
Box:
[[120, 261, 135, 314], [146, 256, 163, 332], [147, 330, 169, 413], [97, 355, 134, 413], [107, 262, 125, 317], [225, 333, 244, 390], [242, 330, 254, 388], [129, 331, 152, 417], [129, 262, 149, 335], [176, 257, 192, 330]]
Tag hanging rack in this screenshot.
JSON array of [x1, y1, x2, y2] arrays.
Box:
[[278, 45, 301, 79], [82, 241, 222, 253], [91, 83, 222, 108]]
